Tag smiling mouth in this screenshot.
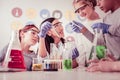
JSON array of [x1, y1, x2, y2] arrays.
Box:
[[100, 7, 104, 11], [32, 39, 37, 43]]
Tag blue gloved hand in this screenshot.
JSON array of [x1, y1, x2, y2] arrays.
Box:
[[39, 21, 52, 38], [91, 23, 110, 34], [66, 20, 85, 33], [72, 47, 79, 60]]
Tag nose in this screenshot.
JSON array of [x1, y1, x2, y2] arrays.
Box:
[[79, 11, 86, 17], [58, 26, 63, 32], [34, 34, 39, 39], [97, 1, 100, 6]]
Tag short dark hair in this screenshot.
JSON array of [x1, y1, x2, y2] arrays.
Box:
[[86, 0, 97, 8]]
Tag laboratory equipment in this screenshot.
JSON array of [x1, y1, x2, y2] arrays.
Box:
[[62, 41, 74, 70], [43, 59, 62, 71], [3, 30, 26, 70], [32, 58, 43, 71], [89, 29, 106, 60]]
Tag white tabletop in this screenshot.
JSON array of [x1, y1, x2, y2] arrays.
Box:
[[0, 67, 120, 80]]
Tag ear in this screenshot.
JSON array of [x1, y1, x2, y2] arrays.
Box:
[[47, 30, 52, 36], [20, 31, 25, 38]]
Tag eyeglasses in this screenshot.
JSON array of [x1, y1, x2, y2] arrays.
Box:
[[26, 29, 39, 36], [75, 4, 88, 13], [52, 22, 62, 28]]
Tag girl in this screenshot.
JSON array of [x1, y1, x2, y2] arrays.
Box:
[[0, 24, 39, 71], [38, 17, 79, 68]]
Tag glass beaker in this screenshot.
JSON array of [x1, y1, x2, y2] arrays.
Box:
[[32, 58, 43, 71], [62, 42, 73, 70]]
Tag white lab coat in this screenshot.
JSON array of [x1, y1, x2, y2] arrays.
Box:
[[71, 19, 104, 66]]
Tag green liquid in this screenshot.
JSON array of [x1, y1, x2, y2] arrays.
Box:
[[96, 45, 106, 59], [63, 59, 72, 70]]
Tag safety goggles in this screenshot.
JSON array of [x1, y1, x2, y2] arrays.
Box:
[[52, 22, 62, 28], [52, 22, 62, 38], [75, 4, 88, 13], [26, 29, 39, 36]]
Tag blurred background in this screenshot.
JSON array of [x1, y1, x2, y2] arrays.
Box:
[[0, 0, 105, 50]]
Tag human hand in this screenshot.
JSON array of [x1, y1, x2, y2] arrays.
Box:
[[66, 20, 85, 33], [87, 59, 99, 64], [87, 54, 115, 66], [105, 54, 117, 61], [86, 61, 115, 72], [91, 23, 110, 34], [39, 21, 52, 38]]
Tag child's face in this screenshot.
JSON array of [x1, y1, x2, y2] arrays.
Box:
[[49, 19, 64, 38], [74, 1, 94, 19], [97, 0, 113, 13], [21, 27, 39, 46]]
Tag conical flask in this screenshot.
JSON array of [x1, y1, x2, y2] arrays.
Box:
[[89, 29, 98, 60], [89, 28, 106, 60], [3, 30, 26, 69], [62, 41, 73, 70]]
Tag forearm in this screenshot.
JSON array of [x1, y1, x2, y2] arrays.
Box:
[[100, 61, 120, 72], [38, 38, 47, 58], [112, 61, 120, 71]]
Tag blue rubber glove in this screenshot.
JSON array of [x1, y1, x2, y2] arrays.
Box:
[[91, 23, 110, 34], [72, 47, 79, 60], [39, 21, 52, 38], [66, 20, 85, 33]]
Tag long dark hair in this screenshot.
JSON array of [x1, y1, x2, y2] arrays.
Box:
[[40, 17, 65, 54]]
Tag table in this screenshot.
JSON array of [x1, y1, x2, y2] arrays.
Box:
[[0, 67, 120, 80]]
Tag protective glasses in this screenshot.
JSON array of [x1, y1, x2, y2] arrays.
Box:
[[52, 22, 62, 38], [27, 29, 39, 36], [75, 4, 88, 13], [52, 22, 62, 28]]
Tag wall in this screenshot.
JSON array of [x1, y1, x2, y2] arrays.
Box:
[[0, 0, 105, 50]]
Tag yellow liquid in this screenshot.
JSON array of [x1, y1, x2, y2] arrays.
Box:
[[32, 64, 42, 71]]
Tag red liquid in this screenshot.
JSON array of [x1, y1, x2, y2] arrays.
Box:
[[8, 49, 26, 69]]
